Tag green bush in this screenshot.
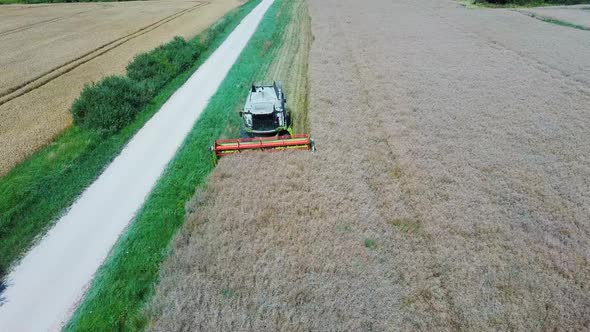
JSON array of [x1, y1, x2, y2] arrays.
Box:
[[70, 37, 208, 135], [71, 76, 149, 133], [127, 37, 203, 95], [207, 16, 231, 39], [68, 8, 238, 136]]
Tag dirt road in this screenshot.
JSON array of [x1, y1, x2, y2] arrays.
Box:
[[0, 0, 242, 175], [148, 0, 590, 330], [0, 1, 273, 330]]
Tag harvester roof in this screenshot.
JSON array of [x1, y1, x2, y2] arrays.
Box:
[[245, 85, 280, 114], [251, 102, 274, 114]]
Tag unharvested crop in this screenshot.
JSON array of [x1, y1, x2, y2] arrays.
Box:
[[0, 0, 241, 175], [264, 0, 311, 133]]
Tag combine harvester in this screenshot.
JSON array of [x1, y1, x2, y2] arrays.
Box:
[[211, 81, 314, 161]]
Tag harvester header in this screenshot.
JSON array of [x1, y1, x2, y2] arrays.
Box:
[[212, 134, 314, 158], [211, 82, 314, 162]]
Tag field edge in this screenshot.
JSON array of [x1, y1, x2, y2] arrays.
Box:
[[0, 0, 258, 292]]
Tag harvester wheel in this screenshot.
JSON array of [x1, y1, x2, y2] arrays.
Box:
[[285, 110, 291, 128]]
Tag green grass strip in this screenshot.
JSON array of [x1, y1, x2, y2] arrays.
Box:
[[65, 0, 292, 330], [0, 1, 259, 282]]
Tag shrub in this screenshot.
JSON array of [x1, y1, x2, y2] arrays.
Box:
[[127, 37, 203, 95], [70, 13, 230, 136], [207, 17, 230, 40], [71, 76, 150, 134]]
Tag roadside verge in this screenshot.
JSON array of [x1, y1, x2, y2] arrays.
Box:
[[0, 0, 268, 330], [0, 0, 259, 284], [65, 0, 301, 330]]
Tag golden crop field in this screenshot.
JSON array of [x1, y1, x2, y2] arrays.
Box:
[[0, 0, 243, 175]]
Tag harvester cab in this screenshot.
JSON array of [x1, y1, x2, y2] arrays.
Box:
[[211, 81, 314, 161], [240, 82, 291, 137]]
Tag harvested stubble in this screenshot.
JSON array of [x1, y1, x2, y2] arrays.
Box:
[[148, 0, 590, 330]]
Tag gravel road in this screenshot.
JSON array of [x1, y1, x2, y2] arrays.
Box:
[[0, 1, 273, 330], [148, 0, 590, 330], [0, 0, 242, 175]]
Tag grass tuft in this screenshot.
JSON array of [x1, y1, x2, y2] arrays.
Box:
[[388, 218, 422, 234], [390, 165, 403, 179], [222, 288, 235, 299], [365, 239, 377, 249]]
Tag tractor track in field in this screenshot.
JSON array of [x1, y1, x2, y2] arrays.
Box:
[[433, 10, 590, 98], [0, 8, 95, 37], [0, 17, 67, 36], [0, 1, 209, 107]]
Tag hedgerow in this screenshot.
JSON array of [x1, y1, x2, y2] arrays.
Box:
[[72, 31, 217, 133], [71, 76, 149, 133], [127, 37, 204, 96]]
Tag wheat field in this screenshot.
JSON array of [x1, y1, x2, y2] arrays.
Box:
[[0, 0, 243, 175]]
